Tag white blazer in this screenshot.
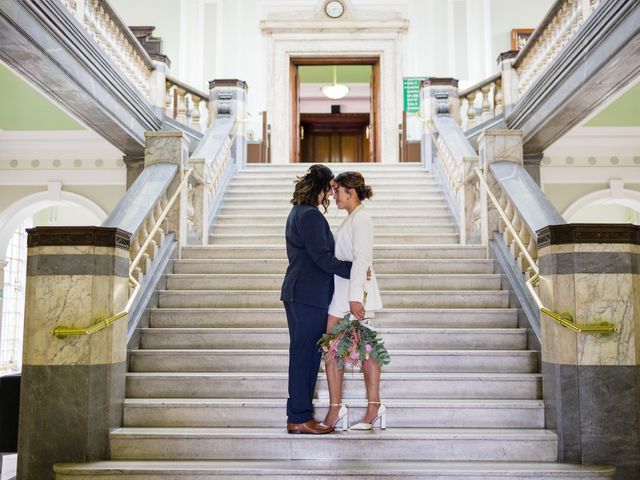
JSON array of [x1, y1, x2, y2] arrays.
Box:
[[328, 204, 383, 318]]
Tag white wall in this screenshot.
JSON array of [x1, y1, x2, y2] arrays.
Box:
[[110, 0, 554, 135]]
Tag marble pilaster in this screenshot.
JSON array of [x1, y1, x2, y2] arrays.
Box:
[[0, 259, 7, 347], [18, 227, 130, 480], [122, 155, 145, 190], [537, 224, 640, 478]]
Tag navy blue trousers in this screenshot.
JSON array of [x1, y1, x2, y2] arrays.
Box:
[[284, 301, 328, 424]]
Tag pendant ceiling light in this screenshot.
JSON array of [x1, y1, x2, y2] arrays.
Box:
[[321, 65, 350, 100]]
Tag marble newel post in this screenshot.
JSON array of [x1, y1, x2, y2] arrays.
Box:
[[209, 79, 249, 169], [18, 227, 131, 480], [477, 129, 525, 235], [537, 224, 640, 479], [419, 78, 460, 171]]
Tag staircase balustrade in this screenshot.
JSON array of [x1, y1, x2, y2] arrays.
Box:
[[458, 73, 502, 131], [514, 0, 600, 97], [60, 0, 155, 101], [165, 75, 211, 133]]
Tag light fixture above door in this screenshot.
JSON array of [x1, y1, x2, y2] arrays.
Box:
[[321, 66, 349, 100]]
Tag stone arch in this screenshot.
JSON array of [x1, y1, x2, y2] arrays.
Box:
[[0, 190, 108, 257], [562, 187, 640, 222]]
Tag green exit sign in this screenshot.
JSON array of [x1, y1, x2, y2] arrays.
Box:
[[403, 77, 426, 113]]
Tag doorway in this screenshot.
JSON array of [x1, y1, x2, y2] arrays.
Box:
[[290, 57, 380, 163]]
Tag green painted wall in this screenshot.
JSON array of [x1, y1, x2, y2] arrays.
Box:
[[0, 63, 85, 131], [299, 66, 372, 84], [585, 83, 640, 127]]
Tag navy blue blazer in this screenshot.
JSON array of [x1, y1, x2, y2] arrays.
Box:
[[281, 204, 351, 308]]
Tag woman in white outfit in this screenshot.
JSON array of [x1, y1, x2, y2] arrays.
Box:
[[320, 172, 384, 431]]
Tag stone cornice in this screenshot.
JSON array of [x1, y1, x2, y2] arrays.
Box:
[[537, 224, 640, 248], [208, 79, 248, 90], [27, 227, 131, 250], [260, 19, 408, 34]]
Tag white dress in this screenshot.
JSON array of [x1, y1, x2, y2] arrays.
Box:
[[328, 204, 383, 318]]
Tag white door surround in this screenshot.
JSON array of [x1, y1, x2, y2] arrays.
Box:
[[261, 2, 408, 164]]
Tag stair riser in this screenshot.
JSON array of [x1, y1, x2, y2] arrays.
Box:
[[226, 187, 445, 195], [230, 179, 441, 187], [173, 260, 494, 275], [139, 331, 525, 350], [165, 276, 502, 291], [149, 309, 518, 329], [130, 352, 537, 373], [123, 404, 544, 429], [210, 224, 458, 234], [158, 292, 509, 309], [109, 435, 556, 462], [125, 376, 542, 400], [215, 214, 454, 225], [223, 195, 448, 204], [208, 234, 459, 245], [53, 471, 615, 480], [182, 247, 486, 260]]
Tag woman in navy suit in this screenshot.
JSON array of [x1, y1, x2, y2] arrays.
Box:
[[281, 164, 352, 434]]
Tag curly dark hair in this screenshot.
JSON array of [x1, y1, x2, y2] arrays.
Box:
[[333, 171, 373, 200], [290, 164, 334, 213]]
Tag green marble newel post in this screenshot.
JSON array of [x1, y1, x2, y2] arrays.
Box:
[[18, 227, 131, 480], [537, 224, 640, 479]]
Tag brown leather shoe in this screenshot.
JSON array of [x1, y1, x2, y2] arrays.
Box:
[[287, 420, 334, 434]]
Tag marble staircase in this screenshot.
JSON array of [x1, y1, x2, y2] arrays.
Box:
[[54, 163, 614, 479]]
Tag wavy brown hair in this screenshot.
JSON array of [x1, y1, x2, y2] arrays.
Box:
[[290, 164, 334, 213], [333, 171, 373, 200]]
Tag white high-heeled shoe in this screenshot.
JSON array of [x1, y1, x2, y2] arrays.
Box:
[[318, 403, 349, 431], [349, 401, 386, 430]]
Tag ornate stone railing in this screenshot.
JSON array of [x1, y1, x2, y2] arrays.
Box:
[[513, 0, 601, 96], [459, 73, 502, 130], [189, 116, 239, 244], [165, 76, 211, 133], [60, 0, 155, 101], [429, 114, 479, 244]]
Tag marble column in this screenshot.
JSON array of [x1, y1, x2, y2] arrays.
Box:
[[208, 79, 249, 169], [18, 227, 131, 480], [523, 152, 543, 186], [537, 224, 640, 479], [122, 155, 145, 190]]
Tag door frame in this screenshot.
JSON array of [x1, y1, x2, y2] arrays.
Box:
[[289, 56, 381, 163]]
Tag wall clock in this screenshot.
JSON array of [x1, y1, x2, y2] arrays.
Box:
[[325, 1, 345, 19]]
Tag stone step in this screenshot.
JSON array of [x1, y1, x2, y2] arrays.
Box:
[[231, 178, 441, 187], [149, 308, 518, 329], [209, 232, 459, 245], [172, 258, 493, 275], [235, 169, 434, 178], [122, 398, 544, 428], [125, 372, 542, 399], [107, 427, 557, 462], [223, 193, 448, 202], [210, 222, 458, 234], [157, 290, 509, 309], [181, 245, 487, 260], [53, 459, 616, 479], [138, 327, 526, 350], [226, 185, 445, 194], [165, 274, 502, 291], [214, 212, 455, 225], [130, 349, 537, 373]]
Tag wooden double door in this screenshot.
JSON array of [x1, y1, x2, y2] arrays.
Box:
[[290, 56, 380, 163], [300, 113, 370, 163]]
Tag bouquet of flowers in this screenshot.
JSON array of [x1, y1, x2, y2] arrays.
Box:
[[318, 314, 391, 370]]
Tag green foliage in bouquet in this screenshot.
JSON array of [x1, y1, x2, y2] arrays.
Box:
[[318, 314, 391, 370]]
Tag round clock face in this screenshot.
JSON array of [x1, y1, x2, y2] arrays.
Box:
[[325, 1, 344, 18]]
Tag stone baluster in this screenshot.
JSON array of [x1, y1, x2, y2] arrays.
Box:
[[192, 97, 202, 131], [465, 92, 477, 129], [494, 79, 503, 116], [480, 84, 492, 122], [175, 88, 188, 124]]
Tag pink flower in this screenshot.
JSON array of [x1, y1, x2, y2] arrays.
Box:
[[365, 344, 373, 353]]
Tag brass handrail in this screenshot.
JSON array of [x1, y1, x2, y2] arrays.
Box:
[[51, 169, 194, 338], [473, 167, 616, 335]]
